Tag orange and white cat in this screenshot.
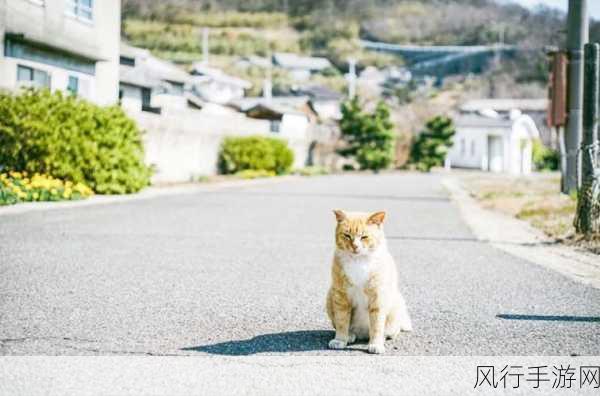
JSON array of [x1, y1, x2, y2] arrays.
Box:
[[326, 210, 412, 354]]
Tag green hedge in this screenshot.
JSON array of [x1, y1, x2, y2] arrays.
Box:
[[218, 135, 294, 175], [0, 89, 152, 194]]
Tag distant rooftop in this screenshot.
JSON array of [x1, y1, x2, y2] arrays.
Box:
[[120, 43, 190, 85], [190, 63, 252, 89], [461, 98, 547, 113], [272, 52, 332, 71], [293, 85, 342, 101], [455, 114, 514, 128]]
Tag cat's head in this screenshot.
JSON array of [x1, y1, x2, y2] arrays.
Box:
[[333, 209, 386, 255]]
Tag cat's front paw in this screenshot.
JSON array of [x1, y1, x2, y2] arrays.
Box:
[[367, 343, 385, 354], [328, 339, 347, 349]]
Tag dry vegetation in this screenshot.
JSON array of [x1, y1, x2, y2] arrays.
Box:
[[460, 172, 599, 254]]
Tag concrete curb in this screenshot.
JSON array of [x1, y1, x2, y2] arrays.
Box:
[[442, 176, 600, 289], [0, 175, 300, 217]]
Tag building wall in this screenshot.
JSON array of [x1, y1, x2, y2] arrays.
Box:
[[0, 0, 120, 105], [448, 127, 502, 170], [448, 124, 535, 174], [130, 108, 312, 183], [119, 83, 143, 112]]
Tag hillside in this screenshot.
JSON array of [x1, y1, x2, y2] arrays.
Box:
[[120, 0, 588, 89]]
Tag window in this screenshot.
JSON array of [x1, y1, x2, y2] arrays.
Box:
[[470, 140, 476, 157], [5, 37, 95, 75], [66, 0, 93, 22], [460, 138, 466, 156], [17, 65, 51, 88], [119, 56, 135, 67], [270, 120, 281, 133], [67, 76, 79, 95]]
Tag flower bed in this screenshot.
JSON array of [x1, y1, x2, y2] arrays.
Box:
[[0, 171, 93, 206]]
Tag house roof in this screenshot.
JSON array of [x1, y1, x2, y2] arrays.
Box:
[[238, 55, 272, 68], [460, 98, 547, 113], [272, 52, 332, 71], [455, 114, 514, 128], [294, 85, 342, 101], [119, 64, 162, 88], [190, 63, 252, 89], [120, 43, 190, 86], [230, 96, 313, 120]]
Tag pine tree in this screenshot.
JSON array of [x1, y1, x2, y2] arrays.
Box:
[[338, 97, 396, 171], [410, 116, 455, 172]]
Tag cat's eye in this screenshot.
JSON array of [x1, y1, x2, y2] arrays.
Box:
[[361, 235, 369, 240], [343, 234, 352, 240]]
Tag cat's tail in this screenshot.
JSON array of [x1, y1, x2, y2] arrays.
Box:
[[385, 293, 413, 337]]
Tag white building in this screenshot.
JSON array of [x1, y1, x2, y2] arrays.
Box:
[[189, 63, 252, 104], [232, 97, 314, 140], [0, 0, 121, 105], [448, 111, 540, 174], [119, 43, 191, 113]]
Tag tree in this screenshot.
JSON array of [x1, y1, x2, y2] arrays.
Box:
[[574, 43, 600, 236], [410, 116, 455, 172], [337, 97, 396, 171]]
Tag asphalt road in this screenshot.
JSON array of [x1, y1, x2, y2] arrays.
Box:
[[1, 173, 599, 356]]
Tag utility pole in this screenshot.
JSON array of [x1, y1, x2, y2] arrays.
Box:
[[565, 0, 589, 193], [263, 51, 273, 102], [347, 58, 356, 99], [202, 27, 210, 65], [574, 42, 600, 235]]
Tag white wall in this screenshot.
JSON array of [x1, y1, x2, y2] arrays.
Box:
[[448, 127, 497, 170], [448, 118, 537, 175], [131, 109, 312, 183], [120, 83, 143, 112], [0, 57, 96, 99]]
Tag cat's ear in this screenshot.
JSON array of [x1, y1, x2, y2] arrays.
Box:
[[367, 211, 386, 225], [333, 209, 347, 222]]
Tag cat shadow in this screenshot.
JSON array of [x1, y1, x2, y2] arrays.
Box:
[[182, 330, 344, 355]]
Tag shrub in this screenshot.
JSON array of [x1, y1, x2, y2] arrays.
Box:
[[410, 116, 455, 172], [0, 171, 93, 206], [532, 139, 559, 171], [338, 97, 396, 171], [218, 135, 294, 175], [0, 89, 152, 194], [234, 169, 276, 179]]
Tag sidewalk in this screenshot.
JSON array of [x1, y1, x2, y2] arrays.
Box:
[[443, 175, 600, 289], [0, 175, 299, 217]]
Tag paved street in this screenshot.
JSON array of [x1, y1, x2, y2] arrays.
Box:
[[1, 173, 599, 356]]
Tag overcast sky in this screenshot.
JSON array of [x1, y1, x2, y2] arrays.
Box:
[[498, 0, 600, 19]]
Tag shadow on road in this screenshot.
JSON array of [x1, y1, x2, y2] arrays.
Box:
[[181, 330, 337, 355], [497, 314, 600, 323]]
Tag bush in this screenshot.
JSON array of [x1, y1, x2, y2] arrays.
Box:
[[338, 97, 396, 171], [0, 171, 93, 206], [532, 139, 559, 171], [0, 89, 152, 194], [218, 135, 294, 175], [410, 116, 455, 172], [234, 169, 276, 179]]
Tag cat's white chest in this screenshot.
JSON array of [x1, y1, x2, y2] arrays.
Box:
[[339, 254, 371, 306]]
